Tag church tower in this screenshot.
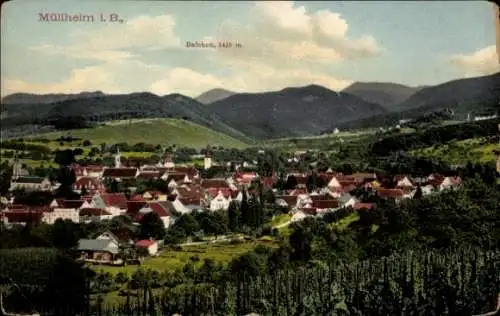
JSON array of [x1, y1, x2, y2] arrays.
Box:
[[204, 145, 212, 170], [12, 156, 22, 180], [164, 153, 175, 169], [114, 148, 122, 168]]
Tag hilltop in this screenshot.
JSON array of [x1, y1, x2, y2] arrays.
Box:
[[342, 82, 424, 110], [0, 91, 106, 104], [195, 88, 236, 104], [208, 84, 387, 139]]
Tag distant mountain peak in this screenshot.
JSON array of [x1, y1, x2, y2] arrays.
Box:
[[342, 82, 425, 109], [195, 88, 236, 104]]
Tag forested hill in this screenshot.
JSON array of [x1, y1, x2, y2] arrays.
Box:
[[1, 92, 251, 143], [208, 84, 387, 139]]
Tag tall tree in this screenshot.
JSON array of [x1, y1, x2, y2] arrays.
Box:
[[227, 201, 240, 232]]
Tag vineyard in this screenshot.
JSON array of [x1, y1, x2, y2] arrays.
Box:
[[2, 247, 499, 315]]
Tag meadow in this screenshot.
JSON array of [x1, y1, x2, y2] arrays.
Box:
[[32, 118, 249, 150]]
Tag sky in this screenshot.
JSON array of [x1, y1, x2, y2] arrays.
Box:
[[1, 0, 499, 98]]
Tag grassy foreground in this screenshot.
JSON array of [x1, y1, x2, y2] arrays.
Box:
[[35, 118, 249, 149]]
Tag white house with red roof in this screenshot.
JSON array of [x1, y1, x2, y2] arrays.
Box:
[[43, 199, 87, 224], [91, 193, 128, 216], [135, 239, 159, 256], [134, 201, 176, 228], [206, 188, 234, 211]]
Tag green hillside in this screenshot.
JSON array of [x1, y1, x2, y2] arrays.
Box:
[[410, 137, 500, 165], [33, 118, 249, 149]]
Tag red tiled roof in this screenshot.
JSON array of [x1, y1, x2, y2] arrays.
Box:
[[376, 188, 405, 198], [129, 194, 145, 201], [2, 211, 43, 223], [135, 239, 157, 248], [79, 208, 111, 216], [276, 195, 298, 207], [342, 184, 357, 193], [165, 173, 187, 183], [201, 179, 229, 189], [126, 201, 147, 216], [172, 167, 198, 177], [354, 203, 376, 211], [85, 165, 104, 172], [312, 199, 340, 209], [73, 177, 103, 189], [206, 188, 233, 199], [100, 193, 128, 209], [136, 171, 161, 180], [102, 168, 137, 178]]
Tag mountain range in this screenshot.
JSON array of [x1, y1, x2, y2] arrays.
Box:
[[1, 72, 498, 140]]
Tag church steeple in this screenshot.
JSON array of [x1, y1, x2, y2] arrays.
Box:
[[12, 155, 22, 180], [114, 148, 122, 168], [204, 145, 212, 170]]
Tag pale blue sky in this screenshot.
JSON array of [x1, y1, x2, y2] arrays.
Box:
[[1, 0, 498, 97]]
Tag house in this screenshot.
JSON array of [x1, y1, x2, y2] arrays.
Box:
[[134, 201, 179, 228], [206, 188, 233, 211], [10, 176, 51, 192], [201, 179, 229, 189], [338, 193, 359, 209], [275, 195, 298, 210], [101, 167, 138, 181], [77, 238, 120, 263], [1, 205, 45, 226], [43, 200, 84, 224], [91, 193, 128, 216], [428, 175, 461, 191], [83, 165, 105, 178], [162, 173, 190, 188], [312, 199, 340, 216], [79, 208, 113, 223], [135, 239, 159, 256], [394, 175, 415, 189], [73, 177, 105, 194], [135, 171, 161, 181], [291, 208, 317, 222], [376, 188, 408, 203]]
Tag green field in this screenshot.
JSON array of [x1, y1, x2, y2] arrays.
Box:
[[410, 137, 500, 164], [33, 118, 248, 150], [93, 241, 276, 276]]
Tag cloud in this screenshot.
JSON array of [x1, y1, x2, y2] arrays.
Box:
[[450, 45, 500, 77], [3, 4, 372, 97], [151, 68, 224, 96], [2, 59, 168, 96], [29, 14, 181, 63], [215, 1, 384, 69]]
